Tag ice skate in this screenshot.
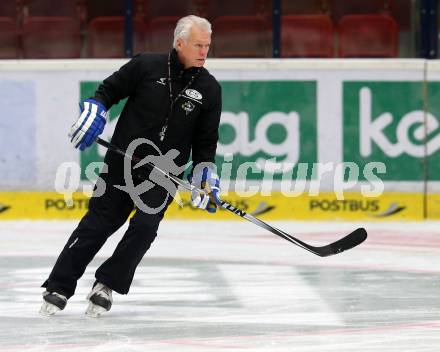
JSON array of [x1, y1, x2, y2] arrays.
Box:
[[39, 291, 67, 316], [85, 282, 112, 318]]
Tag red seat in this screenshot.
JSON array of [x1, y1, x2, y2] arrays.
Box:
[[0, 0, 17, 18], [85, 0, 125, 19], [141, 0, 196, 18], [24, 0, 81, 17], [0, 17, 19, 58], [87, 17, 145, 58], [22, 17, 81, 58], [338, 14, 398, 57], [281, 0, 330, 15], [332, 1, 396, 23], [141, 0, 196, 53], [206, 0, 266, 19], [212, 16, 271, 58], [0, 0, 20, 58], [148, 16, 179, 53], [281, 15, 333, 58]]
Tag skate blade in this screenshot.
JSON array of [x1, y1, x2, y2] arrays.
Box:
[[85, 302, 107, 318], [39, 301, 61, 316]]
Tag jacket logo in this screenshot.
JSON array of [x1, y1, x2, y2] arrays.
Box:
[[185, 89, 202, 100], [182, 101, 195, 115], [156, 78, 167, 86]]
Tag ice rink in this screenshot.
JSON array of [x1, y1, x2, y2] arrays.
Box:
[[0, 220, 439, 352]]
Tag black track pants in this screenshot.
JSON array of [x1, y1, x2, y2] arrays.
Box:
[[42, 174, 173, 298]]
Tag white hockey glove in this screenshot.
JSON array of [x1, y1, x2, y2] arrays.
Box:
[[188, 165, 221, 213]]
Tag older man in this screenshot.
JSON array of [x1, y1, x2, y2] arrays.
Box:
[[40, 15, 222, 317]]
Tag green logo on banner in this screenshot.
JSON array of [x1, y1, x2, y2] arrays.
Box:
[[344, 81, 440, 180], [218, 81, 317, 180], [79, 82, 126, 180]]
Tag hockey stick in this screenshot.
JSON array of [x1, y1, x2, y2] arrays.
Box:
[[96, 137, 367, 257]]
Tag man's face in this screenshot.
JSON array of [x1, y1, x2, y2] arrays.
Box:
[[176, 25, 211, 69]]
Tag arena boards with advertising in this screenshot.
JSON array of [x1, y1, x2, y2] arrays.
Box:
[[1, 59, 440, 221], [0, 191, 438, 221]]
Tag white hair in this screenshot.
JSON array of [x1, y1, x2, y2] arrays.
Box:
[[173, 15, 212, 48]]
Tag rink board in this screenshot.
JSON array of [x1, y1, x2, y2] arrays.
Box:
[[2, 59, 440, 191], [0, 191, 438, 220]]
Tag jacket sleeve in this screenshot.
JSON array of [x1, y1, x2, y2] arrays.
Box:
[[191, 80, 222, 166], [93, 54, 146, 109]]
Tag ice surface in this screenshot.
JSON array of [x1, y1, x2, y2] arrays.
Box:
[[0, 220, 439, 351]]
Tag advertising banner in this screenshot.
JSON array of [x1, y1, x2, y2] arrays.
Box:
[[217, 81, 317, 180], [1, 59, 439, 220], [0, 191, 436, 221], [344, 81, 440, 180]]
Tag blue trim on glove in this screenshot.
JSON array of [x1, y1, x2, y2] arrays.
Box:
[[70, 98, 107, 151], [188, 166, 221, 213]]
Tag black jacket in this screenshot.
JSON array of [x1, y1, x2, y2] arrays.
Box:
[[93, 49, 222, 176]]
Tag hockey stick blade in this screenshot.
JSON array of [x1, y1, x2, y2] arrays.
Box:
[[221, 200, 367, 257], [96, 138, 368, 257], [280, 227, 368, 257]]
